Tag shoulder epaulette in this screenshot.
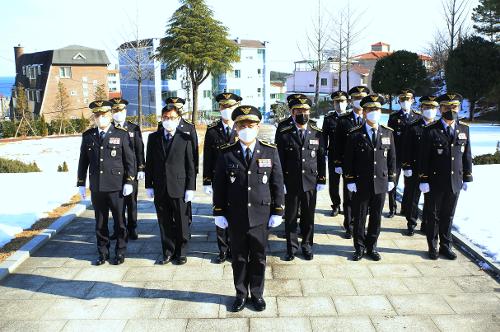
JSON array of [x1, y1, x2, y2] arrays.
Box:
[[116, 126, 128, 132], [83, 128, 95, 135], [381, 124, 394, 131], [207, 121, 220, 129], [183, 118, 194, 125], [412, 109, 421, 115], [410, 118, 420, 125], [310, 124, 322, 132], [278, 118, 290, 124], [348, 125, 362, 133], [221, 141, 238, 150], [458, 120, 469, 127], [339, 112, 351, 118], [259, 140, 277, 148], [280, 125, 293, 133]]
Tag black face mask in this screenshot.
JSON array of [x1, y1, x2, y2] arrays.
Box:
[[442, 110, 458, 121], [295, 114, 309, 125]]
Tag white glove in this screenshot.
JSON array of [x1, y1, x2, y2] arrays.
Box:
[[123, 184, 133, 196], [146, 188, 154, 198], [214, 216, 228, 229], [316, 184, 326, 191], [325, 155, 328, 163], [184, 190, 194, 202], [137, 171, 145, 181], [334, 167, 343, 175], [388, 181, 395, 192], [462, 182, 468, 191], [347, 183, 357, 192], [419, 183, 430, 193], [284, 185, 287, 195], [78, 186, 86, 200], [403, 169, 412, 177], [268, 215, 282, 228], [203, 185, 213, 195]]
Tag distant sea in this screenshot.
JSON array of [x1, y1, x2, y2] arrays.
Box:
[[0, 77, 14, 98]]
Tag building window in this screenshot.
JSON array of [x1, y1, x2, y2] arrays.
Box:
[[82, 77, 88, 83], [270, 93, 277, 99], [161, 68, 176, 80], [309, 84, 314, 87], [161, 90, 177, 100], [70, 90, 77, 96], [37, 65, 41, 75], [257, 49, 265, 55], [203, 90, 211, 98], [257, 88, 262, 93], [59, 67, 72, 78], [361, 76, 368, 85], [333, 79, 339, 87], [22, 66, 26, 75], [36, 90, 41, 103], [320, 78, 327, 86], [257, 69, 262, 75], [28, 66, 36, 79], [234, 70, 241, 78]]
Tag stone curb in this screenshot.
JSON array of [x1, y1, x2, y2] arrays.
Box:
[[0, 200, 91, 281]]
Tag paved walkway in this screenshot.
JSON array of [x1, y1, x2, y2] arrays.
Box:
[[0, 129, 499, 331]]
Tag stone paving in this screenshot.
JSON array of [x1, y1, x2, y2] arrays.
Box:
[[0, 128, 499, 331]]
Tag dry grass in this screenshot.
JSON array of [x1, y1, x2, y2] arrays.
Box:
[[0, 194, 82, 263]]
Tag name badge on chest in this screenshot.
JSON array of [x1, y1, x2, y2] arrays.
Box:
[[309, 139, 319, 145], [382, 137, 390, 145], [109, 137, 121, 145], [257, 159, 272, 167], [458, 132, 467, 139]]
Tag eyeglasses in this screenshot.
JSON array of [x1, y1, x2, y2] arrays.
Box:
[[162, 116, 180, 121]]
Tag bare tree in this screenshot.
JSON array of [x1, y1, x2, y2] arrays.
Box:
[[299, 0, 331, 106], [343, 3, 368, 92], [53, 81, 75, 135], [442, 0, 471, 51], [329, 7, 347, 90], [13, 83, 37, 137], [425, 30, 450, 75]]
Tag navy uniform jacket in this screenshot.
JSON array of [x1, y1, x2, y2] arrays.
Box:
[[322, 111, 341, 158], [274, 116, 316, 143], [344, 124, 397, 195], [145, 130, 196, 199], [77, 125, 136, 192], [387, 109, 422, 165], [402, 118, 430, 171], [202, 120, 237, 186], [276, 123, 326, 194], [418, 120, 473, 194], [113, 121, 145, 172], [332, 112, 364, 168], [158, 118, 199, 174], [213, 140, 285, 228]]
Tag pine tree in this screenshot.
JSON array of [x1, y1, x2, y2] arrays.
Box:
[[93, 83, 108, 101], [472, 0, 500, 43], [40, 114, 48, 136], [62, 161, 69, 172], [156, 0, 239, 124], [14, 83, 37, 137], [53, 81, 75, 135]]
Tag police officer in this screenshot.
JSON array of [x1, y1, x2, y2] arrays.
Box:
[[387, 89, 422, 218], [202, 92, 241, 263], [332, 86, 370, 238], [322, 90, 349, 216], [109, 98, 145, 240], [213, 106, 284, 312], [77, 100, 136, 265], [276, 97, 326, 261], [401, 96, 439, 236], [344, 94, 396, 261], [418, 93, 472, 260], [145, 104, 196, 265], [274, 93, 315, 143]]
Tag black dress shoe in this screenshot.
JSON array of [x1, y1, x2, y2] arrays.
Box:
[[367, 250, 381, 261], [114, 254, 125, 265], [128, 230, 139, 240], [404, 228, 415, 236], [231, 297, 247, 312], [439, 247, 457, 260], [344, 229, 352, 239], [303, 252, 314, 261], [109, 233, 117, 240], [331, 206, 340, 217], [428, 250, 439, 260], [156, 255, 173, 265], [176, 256, 187, 265], [352, 250, 364, 261], [386, 211, 395, 218], [284, 253, 295, 261], [251, 297, 266, 311], [94, 254, 109, 266], [215, 253, 227, 264]]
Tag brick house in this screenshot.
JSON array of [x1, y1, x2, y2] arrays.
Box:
[[11, 45, 111, 122]]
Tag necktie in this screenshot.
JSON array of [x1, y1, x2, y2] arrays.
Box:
[[299, 129, 305, 144], [245, 147, 252, 166], [225, 126, 231, 142], [99, 131, 105, 144], [371, 127, 377, 145], [356, 117, 361, 126], [446, 126, 453, 142]]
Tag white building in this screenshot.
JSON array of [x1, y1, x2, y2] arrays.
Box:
[[107, 65, 121, 98], [285, 60, 369, 101], [118, 38, 271, 122]]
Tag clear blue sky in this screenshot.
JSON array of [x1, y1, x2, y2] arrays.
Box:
[[0, 0, 479, 76]]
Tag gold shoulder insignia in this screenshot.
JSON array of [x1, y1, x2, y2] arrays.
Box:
[[221, 141, 238, 150], [458, 120, 469, 127], [339, 112, 350, 117], [410, 118, 420, 125], [280, 125, 293, 133], [412, 110, 421, 115], [116, 126, 128, 132], [183, 118, 194, 125], [381, 124, 394, 131], [348, 125, 362, 133], [207, 121, 219, 129], [310, 124, 323, 132], [259, 140, 277, 148]]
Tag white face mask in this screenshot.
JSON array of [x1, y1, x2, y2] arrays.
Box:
[[162, 119, 179, 132], [423, 108, 437, 120], [238, 127, 258, 143], [96, 115, 111, 129], [336, 101, 347, 113], [352, 100, 362, 109], [366, 110, 382, 123], [220, 108, 234, 121], [400, 100, 412, 111], [112, 110, 127, 123]]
